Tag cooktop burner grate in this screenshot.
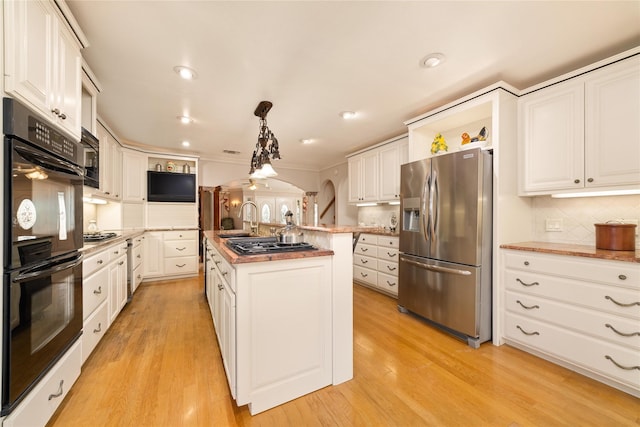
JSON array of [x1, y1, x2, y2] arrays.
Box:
[[225, 237, 316, 255], [83, 232, 118, 242]]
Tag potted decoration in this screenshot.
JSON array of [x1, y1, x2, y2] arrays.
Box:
[[431, 133, 448, 154]]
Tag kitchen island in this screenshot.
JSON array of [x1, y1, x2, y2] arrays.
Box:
[[203, 227, 355, 415]]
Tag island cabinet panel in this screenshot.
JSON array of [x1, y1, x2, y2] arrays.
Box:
[[501, 249, 640, 397], [235, 257, 333, 415]]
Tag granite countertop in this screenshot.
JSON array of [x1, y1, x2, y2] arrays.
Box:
[[204, 230, 334, 265], [500, 241, 640, 263]]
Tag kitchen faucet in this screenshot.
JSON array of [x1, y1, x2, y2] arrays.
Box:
[[238, 201, 259, 235]]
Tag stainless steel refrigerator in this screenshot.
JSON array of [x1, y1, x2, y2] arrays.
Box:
[[398, 148, 492, 348]]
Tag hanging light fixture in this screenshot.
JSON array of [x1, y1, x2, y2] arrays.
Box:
[[249, 100, 280, 178]]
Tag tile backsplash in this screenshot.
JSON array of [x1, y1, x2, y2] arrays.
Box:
[[357, 205, 400, 231], [532, 195, 640, 248]]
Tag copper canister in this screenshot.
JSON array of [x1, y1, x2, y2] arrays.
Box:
[[594, 223, 636, 251]]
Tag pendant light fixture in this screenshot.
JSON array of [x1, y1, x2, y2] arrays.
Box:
[[249, 101, 280, 178]]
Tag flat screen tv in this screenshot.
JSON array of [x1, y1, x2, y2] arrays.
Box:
[[147, 171, 196, 203]]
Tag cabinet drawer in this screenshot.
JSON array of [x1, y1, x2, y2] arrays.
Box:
[[3, 340, 81, 427], [83, 267, 109, 320], [377, 236, 399, 249], [378, 260, 398, 276], [505, 312, 640, 391], [109, 243, 128, 260], [506, 290, 640, 350], [357, 233, 378, 245], [377, 272, 399, 295], [82, 301, 109, 364], [83, 249, 110, 277], [503, 250, 639, 287], [353, 254, 377, 270], [505, 269, 640, 320], [164, 256, 198, 275], [132, 244, 143, 269], [164, 239, 197, 257], [163, 230, 198, 241], [355, 243, 376, 256], [353, 265, 377, 286], [377, 246, 399, 261]]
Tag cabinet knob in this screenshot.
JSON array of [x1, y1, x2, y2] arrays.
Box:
[[619, 274, 627, 280], [574, 179, 580, 184], [587, 178, 594, 183], [524, 261, 529, 266], [59, 113, 66, 120], [51, 108, 60, 115]]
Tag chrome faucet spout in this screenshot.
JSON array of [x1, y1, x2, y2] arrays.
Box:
[[238, 201, 259, 234]]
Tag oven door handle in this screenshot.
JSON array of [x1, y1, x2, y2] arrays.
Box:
[[14, 143, 84, 177], [13, 253, 83, 283]]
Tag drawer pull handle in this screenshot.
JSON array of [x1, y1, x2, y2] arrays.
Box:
[[516, 300, 539, 310], [516, 325, 539, 336], [97, 259, 104, 265], [618, 274, 627, 280], [605, 296, 640, 307], [176, 264, 186, 268], [604, 355, 640, 371], [221, 271, 228, 276], [360, 272, 368, 278], [176, 247, 186, 251], [386, 281, 397, 287], [93, 286, 102, 295], [114, 251, 119, 255], [516, 278, 539, 287], [361, 248, 368, 252], [387, 252, 397, 258], [93, 323, 102, 333], [524, 261, 529, 266], [137, 254, 141, 259], [360, 259, 368, 264], [118, 261, 124, 266], [218, 284, 223, 290], [605, 324, 640, 337], [215, 260, 221, 265], [386, 265, 397, 271], [48, 380, 64, 401]]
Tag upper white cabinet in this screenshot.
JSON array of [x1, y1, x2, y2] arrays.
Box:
[[518, 54, 640, 195], [122, 150, 147, 202], [96, 121, 122, 199], [348, 150, 379, 203], [4, 0, 85, 139], [347, 134, 408, 204]]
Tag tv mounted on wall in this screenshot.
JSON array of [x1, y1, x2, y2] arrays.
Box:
[[147, 171, 196, 203]]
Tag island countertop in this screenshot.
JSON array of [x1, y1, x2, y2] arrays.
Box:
[[500, 241, 640, 263], [203, 230, 334, 264]]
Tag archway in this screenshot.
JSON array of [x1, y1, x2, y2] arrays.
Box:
[[318, 179, 336, 226]]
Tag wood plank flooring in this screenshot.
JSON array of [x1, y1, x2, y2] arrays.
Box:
[[48, 273, 639, 426]]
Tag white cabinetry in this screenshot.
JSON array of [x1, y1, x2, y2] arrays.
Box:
[[122, 150, 147, 202], [108, 242, 128, 324], [502, 249, 640, 397], [143, 230, 198, 280], [130, 235, 144, 294], [348, 150, 379, 203], [353, 233, 399, 297], [3, 0, 84, 139], [95, 121, 122, 200], [1, 341, 81, 427], [347, 134, 408, 204], [518, 54, 640, 195]]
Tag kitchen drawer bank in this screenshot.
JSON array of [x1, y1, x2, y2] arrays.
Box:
[[202, 230, 353, 415], [143, 229, 199, 279], [353, 233, 399, 297], [501, 245, 640, 397]]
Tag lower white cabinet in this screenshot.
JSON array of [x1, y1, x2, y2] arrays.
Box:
[[131, 235, 144, 294], [502, 249, 640, 397], [108, 245, 128, 325], [2, 340, 81, 427], [353, 233, 399, 297], [143, 230, 198, 279]]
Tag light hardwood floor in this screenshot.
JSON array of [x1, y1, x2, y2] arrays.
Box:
[[48, 273, 639, 426]]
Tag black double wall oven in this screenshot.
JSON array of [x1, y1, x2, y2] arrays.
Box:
[[2, 98, 84, 415]]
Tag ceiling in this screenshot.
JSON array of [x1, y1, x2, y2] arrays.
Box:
[[67, 1, 640, 173]]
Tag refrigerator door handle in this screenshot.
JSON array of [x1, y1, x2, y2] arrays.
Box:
[[421, 172, 431, 241], [400, 257, 472, 276], [431, 170, 438, 239]]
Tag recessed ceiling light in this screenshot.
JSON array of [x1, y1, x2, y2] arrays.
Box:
[[178, 115, 193, 124], [173, 65, 198, 80], [181, 141, 190, 147], [420, 53, 446, 68], [300, 138, 314, 144], [340, 111, 357, 119]]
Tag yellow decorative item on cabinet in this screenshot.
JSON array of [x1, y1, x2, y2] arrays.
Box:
[[430, 133, 448, 154]]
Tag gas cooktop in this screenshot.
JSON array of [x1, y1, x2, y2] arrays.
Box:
[[225, 236, 316, 255], [83, 232, 118, 242]]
